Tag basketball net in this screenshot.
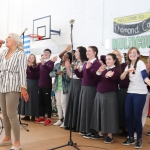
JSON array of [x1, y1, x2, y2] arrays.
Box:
[[27, 34, 42, 43]]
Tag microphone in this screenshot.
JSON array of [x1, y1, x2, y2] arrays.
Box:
[[0, 40, 5, 44], [69, 19, 75, 24], [20, 28, 28, 36]]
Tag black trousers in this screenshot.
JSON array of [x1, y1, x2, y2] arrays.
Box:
[[39, 87, 52, 118]]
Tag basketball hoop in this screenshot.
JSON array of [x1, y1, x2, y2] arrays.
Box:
[[27, 34, 43, 41]]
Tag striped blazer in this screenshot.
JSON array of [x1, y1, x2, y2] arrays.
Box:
[[0, 49, 27, 93]]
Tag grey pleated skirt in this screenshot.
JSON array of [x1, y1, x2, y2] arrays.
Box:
[[64, 79, 81, 129], [20, 79, 39, 117], [76, 86, 97, 133], [117, 88, 127, 128], [90, 92, 119, 134]]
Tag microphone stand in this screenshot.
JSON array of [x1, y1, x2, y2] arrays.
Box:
[[18, 99, 29, 132], [18, 31, 29, 132], [49, 22, 80, 150]]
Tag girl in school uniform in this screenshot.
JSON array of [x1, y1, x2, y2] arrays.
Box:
[[74, 46, 101, 138], [112, 50, 129, 136], [121, 47, 150, 148], [90, 53, 120, 143], [64, 46, 88, 131], [20, 54, 39, 121]]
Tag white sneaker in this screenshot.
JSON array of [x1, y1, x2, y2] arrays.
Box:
[[60, 123, 65, 128], [127, 133, 137, 140], [134, 133, 137, 140], [53, 120, 63, 126]]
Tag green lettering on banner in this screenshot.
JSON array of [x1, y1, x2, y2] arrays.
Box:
[[141, 36, 147, 48], [124, 38, 129, 49], [128, 37, 133, 47], [147, 35, 150, 48], [112, 39, 119, 49], [112, 35, 150, 50], [120, 38, 124, 50], [135, 36, 141, 48]]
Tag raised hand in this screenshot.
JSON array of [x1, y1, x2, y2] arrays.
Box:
[[51, 56, 58, 62], [105, 70, 114, 78], [146, 80, 150, 86], [127, 68, 135, 73], [97, 65, 106, 73], [40, 56, 45, 65], [86, 61, 92, 69], [65, 45, 72, 52], [77, 62, 82, 71]]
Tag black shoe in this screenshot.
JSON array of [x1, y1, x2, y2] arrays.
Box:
[[83, 133, 95, 139], [79, 131, 87, 136], [91, 133, 104, 140], [147, 132, 150, 136], [104, 136, 113, 144], [21, 116, 30, 121], [135, 138, 142, 149], [122, 137, 135, 145]]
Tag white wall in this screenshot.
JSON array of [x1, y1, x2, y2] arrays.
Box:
[[0, 0, 150, 56]]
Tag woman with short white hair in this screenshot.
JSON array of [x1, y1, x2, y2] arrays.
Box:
[[0, 33, 28, 150]]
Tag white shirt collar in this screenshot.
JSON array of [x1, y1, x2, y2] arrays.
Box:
[[89, 58, 96, 63], [106, 65, 115, 70], [44, 59, 50, 62]]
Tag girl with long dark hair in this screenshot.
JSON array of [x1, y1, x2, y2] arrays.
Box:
[[64, 46, 88, 131], [74, 46, 100, 138]]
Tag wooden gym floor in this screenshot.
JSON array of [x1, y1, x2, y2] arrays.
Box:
[[0, 115, 150, 150]]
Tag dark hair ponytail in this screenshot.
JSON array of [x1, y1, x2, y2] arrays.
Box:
[[107, 53, 121, 74], [77, 46, 88, 62], [88, 46, 98, 60]]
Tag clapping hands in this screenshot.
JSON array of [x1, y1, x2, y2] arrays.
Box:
[[40, 56, 45, 65], [65, 45, 72, 52], [51, 56, 58, 62], [97, 65, 106, 73], [105, 70, 114, 78], [86, 61, 92, 69], [127, 68, 135, 73]]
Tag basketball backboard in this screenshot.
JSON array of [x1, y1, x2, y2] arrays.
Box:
[[33, 15, 51, 40]]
